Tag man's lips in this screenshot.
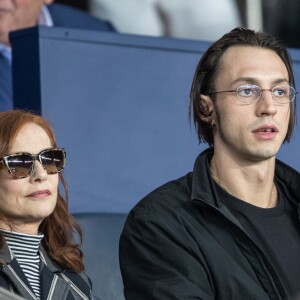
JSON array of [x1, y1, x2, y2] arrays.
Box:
[[252, 125, 278, 140], [252, 125, 278, 133], [26, 190, 51, 198]]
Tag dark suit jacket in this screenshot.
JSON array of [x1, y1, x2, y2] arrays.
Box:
[[48, 3, 116, 32], [0, 3, 116, 111], [0, 243, 92, 300]]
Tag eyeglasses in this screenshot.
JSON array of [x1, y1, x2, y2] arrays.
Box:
[[210, 84, 297, 104], [0, 148, 66, 179]]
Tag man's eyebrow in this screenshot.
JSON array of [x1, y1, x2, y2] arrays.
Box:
[[273, 78, 290, 85], [231, 77, 257, 86], [231, 77, 289, 86]]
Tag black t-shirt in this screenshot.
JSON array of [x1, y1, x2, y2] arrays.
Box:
[[214, 179, 300, 298]]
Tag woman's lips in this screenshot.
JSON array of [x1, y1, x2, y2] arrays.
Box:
[[26, 190, 51, 198]]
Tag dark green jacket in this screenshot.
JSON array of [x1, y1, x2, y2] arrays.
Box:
[[120, 148, 300, 299]]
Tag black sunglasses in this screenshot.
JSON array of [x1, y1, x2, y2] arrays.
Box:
[[0, 148, 66, 179]]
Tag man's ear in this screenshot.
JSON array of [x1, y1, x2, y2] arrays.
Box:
[[198, 94, 214, 123]]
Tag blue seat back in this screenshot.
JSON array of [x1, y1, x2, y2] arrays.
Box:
[[73, 212, 127, 300]]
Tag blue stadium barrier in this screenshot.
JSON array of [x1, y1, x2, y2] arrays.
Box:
[[11, 26, 300, 213]]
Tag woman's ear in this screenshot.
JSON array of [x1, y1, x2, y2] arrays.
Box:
[[198, 95, 214, 123]]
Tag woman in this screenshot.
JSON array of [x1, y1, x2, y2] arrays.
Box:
[[0, 110, 92, 300]]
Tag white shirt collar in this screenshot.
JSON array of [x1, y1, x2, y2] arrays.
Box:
[[38, 5, 54, 27], [0, 43, 11, 61]]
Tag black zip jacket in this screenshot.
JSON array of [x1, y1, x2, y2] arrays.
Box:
[[119, 148, 300, 299]]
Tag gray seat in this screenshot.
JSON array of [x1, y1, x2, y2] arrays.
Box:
[[73, 212, 127, 300]]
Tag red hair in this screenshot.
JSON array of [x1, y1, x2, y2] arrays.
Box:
[[0, 110, 84, 272]]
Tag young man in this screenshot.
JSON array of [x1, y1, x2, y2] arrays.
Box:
[[0, 0, 115, 111], [119, 27, 300, 299]]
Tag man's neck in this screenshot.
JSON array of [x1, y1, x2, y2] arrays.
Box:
[[210, 151, 277, 208]]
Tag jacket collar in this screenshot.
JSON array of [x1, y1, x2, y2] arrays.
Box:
[[0, 242, 38, 299], [0, 239, 13, 262], [0, 240, 62, 274], [0, 240, 90, 300], [191, 147, 219, 206], [191, 147, 300, 206], [274, 159, 300, 204], [0, 241, 70, 300], [39, 245, 61, 273]]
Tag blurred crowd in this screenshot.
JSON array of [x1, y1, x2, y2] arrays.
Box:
[[56, 0, 300, 48]]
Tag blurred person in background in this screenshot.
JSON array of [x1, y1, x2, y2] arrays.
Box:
[[0, 110, 92, 299], [91, 0, 164, 36], [89, 0, 242, 40], [0, 0, 116, 112], [262, 0, 300, 48]]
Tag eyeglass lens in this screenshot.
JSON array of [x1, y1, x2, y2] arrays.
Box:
[[5, 149, 65, 178], [237, 85, 295, 103]]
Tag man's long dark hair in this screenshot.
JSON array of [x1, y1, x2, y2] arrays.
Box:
[[189, 27, 296, 146]]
